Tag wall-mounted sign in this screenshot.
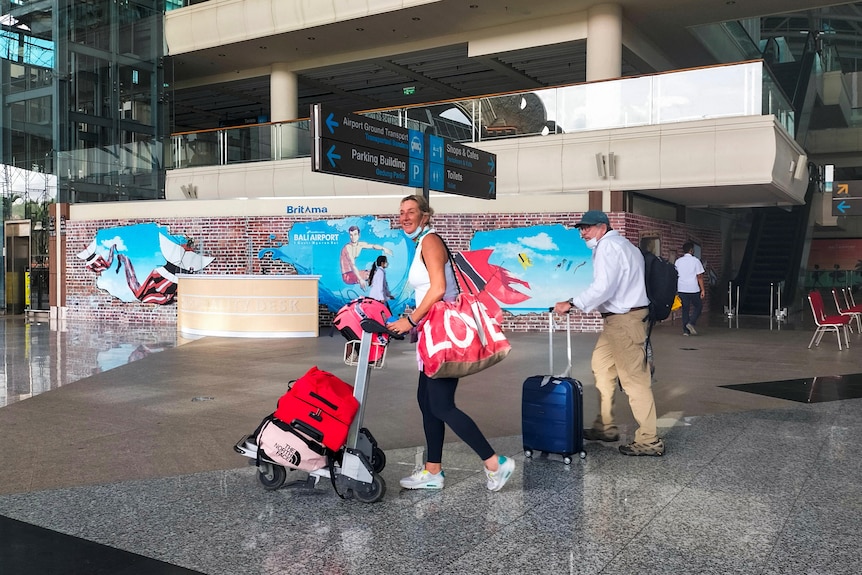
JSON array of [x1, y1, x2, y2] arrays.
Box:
[[832, 180, 862, 215]]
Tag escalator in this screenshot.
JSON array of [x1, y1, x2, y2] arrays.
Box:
[[734, 182, 815, 315], [733, 33, 818, 315], [763, 33, 818, 140]]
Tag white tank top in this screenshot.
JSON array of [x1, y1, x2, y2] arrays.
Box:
[[408, 230, 458, 307]]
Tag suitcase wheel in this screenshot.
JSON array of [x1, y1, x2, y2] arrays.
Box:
[[562, 455, 572, 465], [524, 449, 533, 459]]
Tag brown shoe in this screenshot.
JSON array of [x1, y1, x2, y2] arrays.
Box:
[[619, 438, 665, 456], [583, 427, 620, 442]]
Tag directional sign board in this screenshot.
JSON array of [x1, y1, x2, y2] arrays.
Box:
[[831, 181, 862, 216], [428, 135, 497, 199], [311, 104, 496, 200], [311, 104, 424, 187]]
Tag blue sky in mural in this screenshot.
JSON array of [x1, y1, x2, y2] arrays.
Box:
[[260, 218, 593, 316], [77, 222, 213, 304], [259, 216, 414, 314], [469, 224, 593, 314]]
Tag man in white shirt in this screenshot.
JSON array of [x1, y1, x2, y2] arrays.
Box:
[[554, 210, 664, 457], [675, 241, 705, 336]]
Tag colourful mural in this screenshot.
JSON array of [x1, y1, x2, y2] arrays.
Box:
[[258, 219, 592, 315], [77, 218, 594, 313], [78, 223, 214, 304], [468, 225, 592, 314], [259, 216, 413, 314]]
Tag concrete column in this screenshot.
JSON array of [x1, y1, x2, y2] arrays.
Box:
[[586, 4, 622, 81], [271, 63, 299, 160], [270, 63, 297, 122]]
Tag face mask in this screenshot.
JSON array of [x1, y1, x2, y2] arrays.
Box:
[[405, 225, 427, 240], [585, 238, 599, 250]]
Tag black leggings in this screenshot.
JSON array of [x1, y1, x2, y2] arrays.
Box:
[[417, 371, 494, 464]]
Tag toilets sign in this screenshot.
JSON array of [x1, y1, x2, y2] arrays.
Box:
[[311, 104, 496, 199]]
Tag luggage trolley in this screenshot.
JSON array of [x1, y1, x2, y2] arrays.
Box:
[[234, 317, 402, 503]]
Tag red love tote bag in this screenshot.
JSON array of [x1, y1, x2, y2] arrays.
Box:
[[417, 293, 511, 379]]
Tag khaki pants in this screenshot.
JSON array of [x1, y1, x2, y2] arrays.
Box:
[[590, 308, 658, 443]]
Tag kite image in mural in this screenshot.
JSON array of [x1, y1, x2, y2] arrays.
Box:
[[79, 241, 117, 275], [468, 225, 594, 314], [78, 223, 214, 304], [114, 235, 214, 304], [455, 249, 531, 305], [453, 248, 531, 322]]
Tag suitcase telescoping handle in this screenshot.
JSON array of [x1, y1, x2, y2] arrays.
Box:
[[547, 309, 573, 379]]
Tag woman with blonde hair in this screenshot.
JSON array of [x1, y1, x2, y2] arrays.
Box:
[[387, 194, 515, 491]]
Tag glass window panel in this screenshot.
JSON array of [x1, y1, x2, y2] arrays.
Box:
[[67, 1, 110, 50]]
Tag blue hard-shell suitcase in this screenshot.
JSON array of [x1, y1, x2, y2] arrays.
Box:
[[521, 312, 586, 464]]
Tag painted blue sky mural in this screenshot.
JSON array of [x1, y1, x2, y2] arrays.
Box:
[[259, 216, 414, 314], [258, 218, 592, 315], [469, 224, 593, 314], [77, 223, 214, 304], [77, 218, 593, 314]]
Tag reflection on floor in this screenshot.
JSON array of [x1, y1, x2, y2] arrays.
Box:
[[721, 373, 862, 403], [1, 315, 179, 407]]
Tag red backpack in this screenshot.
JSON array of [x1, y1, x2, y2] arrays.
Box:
[[332, 297, 391, 362]]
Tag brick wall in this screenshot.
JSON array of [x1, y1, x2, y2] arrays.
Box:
[[65, 212, 720, 332]]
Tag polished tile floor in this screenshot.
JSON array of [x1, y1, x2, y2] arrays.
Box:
[[2, 311, 862, 574]]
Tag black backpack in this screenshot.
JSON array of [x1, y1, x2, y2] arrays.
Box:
[[642, 249, 678, 325]]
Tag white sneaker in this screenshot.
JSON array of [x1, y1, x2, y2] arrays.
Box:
[[400, 468, 445, 490], [685, 323, 697, 335], [485, 456, 515, 492]]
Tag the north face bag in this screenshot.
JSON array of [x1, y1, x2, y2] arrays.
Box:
[[256, 415, 328, 472]]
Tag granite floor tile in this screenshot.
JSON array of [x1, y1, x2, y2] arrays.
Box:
[[5, 317, 862, 574]]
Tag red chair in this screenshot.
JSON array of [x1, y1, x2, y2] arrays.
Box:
[[808, 291, 851, 350], [843, 287, 859, 308], [832, 288, 862, 332]]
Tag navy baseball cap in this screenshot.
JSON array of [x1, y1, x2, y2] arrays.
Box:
[[575, 210, 610, 227]]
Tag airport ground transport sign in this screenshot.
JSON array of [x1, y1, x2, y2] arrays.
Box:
[[311, 104, 496, 200], [832, 181, 862, 216], [311, 104, 424, 187]]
